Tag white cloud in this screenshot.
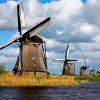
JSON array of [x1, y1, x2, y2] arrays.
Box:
[[42, 37, 63, 48], [71, 50, 100, 62], [46, 51, 58, 60], [88, 0, 97, 5], [0, 55, 16, 63], [0, 47, 19, 65], [78, 58, 91, 63], [79, 23, 96, 34], [93, 34, 100, 42], [0, 1, 18, 30], [1, 0, 99, 43], [0, 48, 19, 57]]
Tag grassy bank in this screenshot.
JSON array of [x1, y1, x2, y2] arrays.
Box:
[[75, 74, 100, 83], [0, 72, 78, 87], [0, 72, 100, 86]]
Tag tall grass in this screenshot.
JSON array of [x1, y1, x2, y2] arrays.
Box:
[[0, 72, 78, 86]]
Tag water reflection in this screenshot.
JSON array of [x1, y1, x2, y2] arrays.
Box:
[[0, 81, 100, 100]]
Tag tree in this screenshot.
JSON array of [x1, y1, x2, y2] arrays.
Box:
[[0, 64, 6, 74]]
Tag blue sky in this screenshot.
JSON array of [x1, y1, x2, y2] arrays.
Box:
[[0, 0, 87, 4], [0, 0, 19, 3], [0, 0, 53, 3], [0, 0, 100, 74], [0, 0, 6, 3]]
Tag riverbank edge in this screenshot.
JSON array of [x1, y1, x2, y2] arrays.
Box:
[[1, 72, 100, 87], [0, 80, 89, 87]]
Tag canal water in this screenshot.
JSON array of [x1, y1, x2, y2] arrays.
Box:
[[0, 81, 100, 100]]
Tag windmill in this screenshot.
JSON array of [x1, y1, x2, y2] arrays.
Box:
[[97, 67, 100, 74], [0, 4, 50, 76], [53, 45, 77, 76], [89, 64, 95, 75], [80, 57, 89, 76]]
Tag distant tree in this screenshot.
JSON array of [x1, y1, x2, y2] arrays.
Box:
[[0, 64, 6, 74], [47, 72, 50, 77]]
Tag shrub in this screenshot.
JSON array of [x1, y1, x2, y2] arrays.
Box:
[[75, 74, 100, 81], [0, 64, 6, 74]]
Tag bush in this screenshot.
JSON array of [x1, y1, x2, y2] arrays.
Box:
[[0, 64, 6, 74], [75, 74, 100, 81]]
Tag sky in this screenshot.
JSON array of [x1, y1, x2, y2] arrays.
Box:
[[0, 0, 100, 74]]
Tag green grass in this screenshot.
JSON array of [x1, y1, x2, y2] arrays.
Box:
[[75, 74, 100, 82]]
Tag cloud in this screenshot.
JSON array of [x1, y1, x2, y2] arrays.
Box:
[[77, 58, 91, 63], [46, 51, 58, 60], [0, 47, 19, 65], [83, 0, 100, 27], [0, 48, 19, 57], [88, 0, 97, 5], [71, 50, 100, 63], [1, 0, 99, 43], [0, 55, 16, 63], [0, 1, 18, 30]]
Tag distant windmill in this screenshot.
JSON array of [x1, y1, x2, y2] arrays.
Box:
[[97, 67, 100, 74], [0, 3, 50, 75], [80, 57, 89, 76], [89, 64, 95, 75], [53, 45, 77, 76]]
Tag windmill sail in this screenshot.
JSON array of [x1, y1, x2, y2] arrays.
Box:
[[65, 45, 69, 60], [23, 17, 50, 39], [53, 59, 64, 63], [0, 17, 50, 51], [84, 57, 87, 66], [18, 4, 25, 28], [18, 52, 22, 70], [20, 9, 25, 28], [0, 36, 20, 50], [67, 46, 69, 58]]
